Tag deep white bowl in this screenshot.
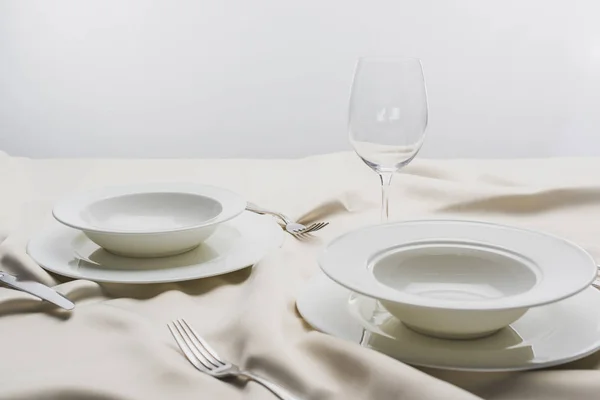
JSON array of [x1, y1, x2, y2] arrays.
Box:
[[319, 220, 597, 339], [53, 183, 246, 257], [373, 242, 534, 338]]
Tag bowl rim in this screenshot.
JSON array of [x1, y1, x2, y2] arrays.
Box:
[[318, 219, 597, 311], [52, 183, 246, 235]]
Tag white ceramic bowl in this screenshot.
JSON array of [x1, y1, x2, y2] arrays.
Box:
[[319, 220, 597, 339], [53, 183, 246, 257]]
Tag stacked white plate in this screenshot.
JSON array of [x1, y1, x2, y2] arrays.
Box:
[[28, 183, 283, 283], [296, 220, 600, 371]]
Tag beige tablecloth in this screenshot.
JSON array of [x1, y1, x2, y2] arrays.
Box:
[[1, 150, 600, 399]]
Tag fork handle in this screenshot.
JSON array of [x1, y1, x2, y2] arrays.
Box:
[[241, 371, 300, 400], [246, 203, 292, 225]]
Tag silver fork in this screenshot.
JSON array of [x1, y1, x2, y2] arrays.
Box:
[[246, 202, 328, 237], [168, 319, 299, 400]]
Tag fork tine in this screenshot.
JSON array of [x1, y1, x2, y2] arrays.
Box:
[[310, 223, 325, 232], [304, 222, 328, 234], [177, 321, 220, 369], [179, 319, 224, 365], [317, 222, 329, 230], [312, 222, 328, 230], [168, 323, 210, 371], [300, 225, 317, 235], [292, 223, 324, 237], [172, 321, 214, 370], [295, 223, 320, 235]]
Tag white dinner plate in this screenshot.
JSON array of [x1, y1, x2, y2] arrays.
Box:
[[296, 273, 600, 372], [27, 212, 284, 284]]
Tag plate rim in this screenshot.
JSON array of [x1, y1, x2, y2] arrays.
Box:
[[52, 182, 247, 235], [296, 273, 600, 372]]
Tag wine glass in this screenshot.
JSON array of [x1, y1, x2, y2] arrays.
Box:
[[348, 56, 428, 222]]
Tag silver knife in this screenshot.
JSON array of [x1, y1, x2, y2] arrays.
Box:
[[0, 272, 75, 310]]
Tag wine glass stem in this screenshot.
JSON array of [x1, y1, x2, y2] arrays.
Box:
[[379, 172, 393, 222]]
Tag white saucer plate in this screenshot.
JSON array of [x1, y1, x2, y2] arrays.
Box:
[[28, 212, 283, 284], [296, 273, 600, 372]]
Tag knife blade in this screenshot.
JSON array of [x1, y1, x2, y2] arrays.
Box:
[[0, 272, 75, 310]]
